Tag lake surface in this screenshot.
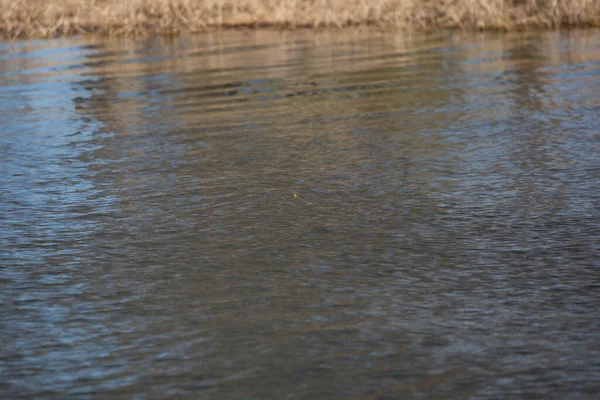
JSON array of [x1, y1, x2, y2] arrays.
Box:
[[1, 29, 599, 399]]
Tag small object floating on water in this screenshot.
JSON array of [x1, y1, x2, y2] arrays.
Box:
[[293, 193, 299, 199]]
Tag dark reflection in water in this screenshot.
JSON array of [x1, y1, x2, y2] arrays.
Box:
[[1, 30, 599, 399]]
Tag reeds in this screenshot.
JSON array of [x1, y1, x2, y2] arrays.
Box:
[[2, 0, 599, 39]]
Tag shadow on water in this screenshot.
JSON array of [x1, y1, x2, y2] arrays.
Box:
[[1, 30, 599, 399]]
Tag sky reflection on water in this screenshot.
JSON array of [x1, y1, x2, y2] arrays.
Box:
[[1, 30, 599, 399]]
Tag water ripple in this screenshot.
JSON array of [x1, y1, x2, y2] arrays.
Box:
[[1, 30, 599, 399]]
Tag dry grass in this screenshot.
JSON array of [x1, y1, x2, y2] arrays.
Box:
[[1, 0, 599, 39]]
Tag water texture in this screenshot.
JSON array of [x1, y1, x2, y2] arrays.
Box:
[[1, 30, 599, 399]]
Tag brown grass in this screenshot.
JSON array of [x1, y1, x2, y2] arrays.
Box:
[[1, 0, 599, 39]]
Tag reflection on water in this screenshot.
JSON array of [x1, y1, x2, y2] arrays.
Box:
[[1, 30, 599, 399]]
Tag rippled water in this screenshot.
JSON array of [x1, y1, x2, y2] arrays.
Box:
[[1, 29, 599, 399]]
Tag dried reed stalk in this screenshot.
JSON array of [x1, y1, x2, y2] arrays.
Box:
[[1, 0, 599, 39]]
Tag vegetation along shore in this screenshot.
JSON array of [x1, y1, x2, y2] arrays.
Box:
[[2, 0, 600, 39]]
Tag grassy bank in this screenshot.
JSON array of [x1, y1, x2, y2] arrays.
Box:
[[2, 0, 600, 39]]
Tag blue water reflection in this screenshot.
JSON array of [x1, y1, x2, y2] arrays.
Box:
[[1, 30, 599, 399]]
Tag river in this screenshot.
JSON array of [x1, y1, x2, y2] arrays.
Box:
[[1, 29, 599, 399]]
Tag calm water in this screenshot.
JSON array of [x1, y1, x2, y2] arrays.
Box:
[[1, 29, 599, 399]]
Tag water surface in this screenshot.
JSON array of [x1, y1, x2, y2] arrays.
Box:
[[1, 29, 599, 399]]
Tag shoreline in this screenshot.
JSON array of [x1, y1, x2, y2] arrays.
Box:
[[2, 0, 599, 40]]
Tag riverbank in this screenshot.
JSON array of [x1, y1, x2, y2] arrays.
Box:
[[2, 0, 599, 39]]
